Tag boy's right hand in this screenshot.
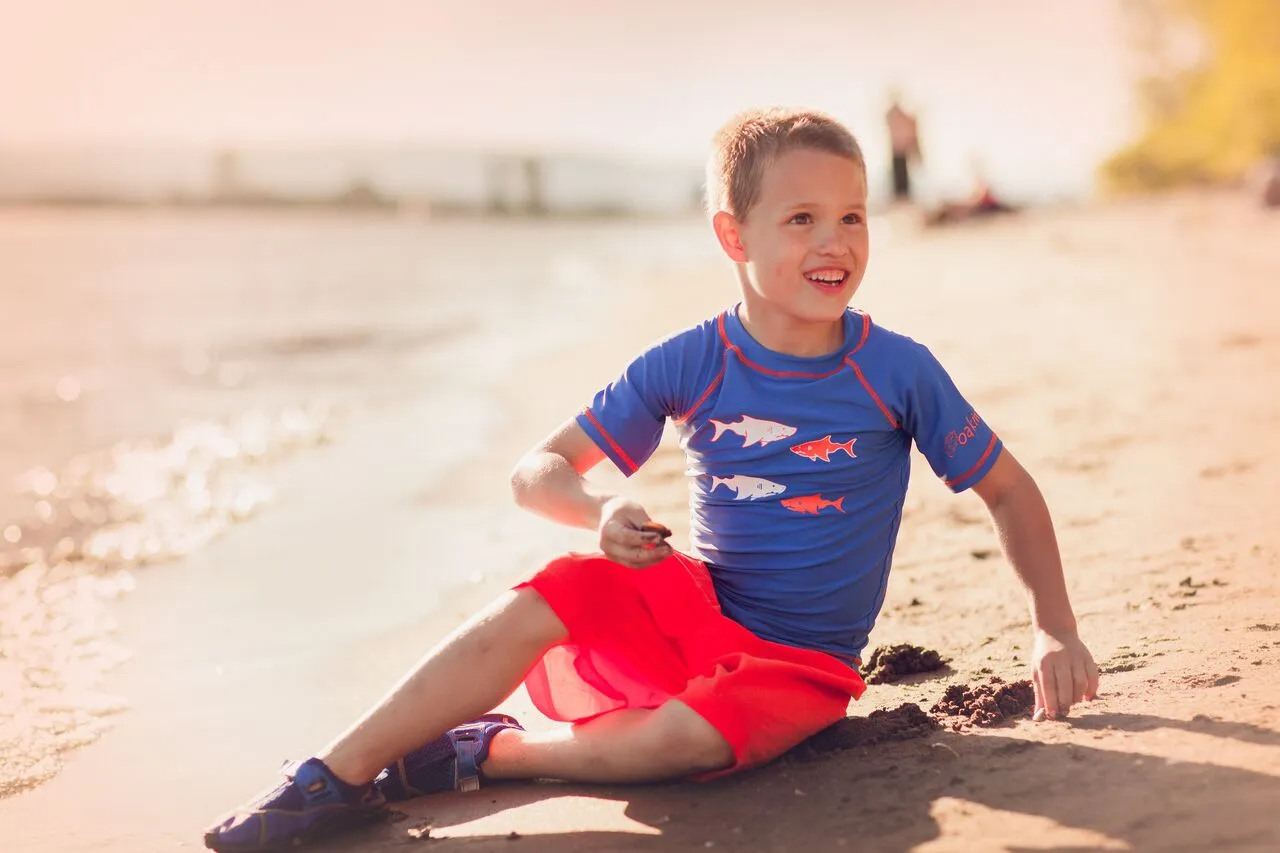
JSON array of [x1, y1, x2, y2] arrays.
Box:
[[598, 497, 673, 569]]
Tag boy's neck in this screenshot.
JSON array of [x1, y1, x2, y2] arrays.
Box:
[[735, 302, 846, 359]]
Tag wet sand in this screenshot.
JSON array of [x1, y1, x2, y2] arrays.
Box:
[[3, 193, 1279, 852]]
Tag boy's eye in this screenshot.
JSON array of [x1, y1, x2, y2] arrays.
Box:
[[843, 213, 864, 225], [788, 212, 813, 225]]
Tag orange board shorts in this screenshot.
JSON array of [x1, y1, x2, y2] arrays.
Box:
[[514, 551, 867, 778]]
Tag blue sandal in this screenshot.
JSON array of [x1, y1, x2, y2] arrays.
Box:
[[203, 757, 385, 851], [374, 713, 523, 801]]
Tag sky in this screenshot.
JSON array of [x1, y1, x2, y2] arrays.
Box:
[[1, 0, 1140, 199]]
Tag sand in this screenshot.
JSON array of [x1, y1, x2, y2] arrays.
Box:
[[2, 192, 1278, 852]]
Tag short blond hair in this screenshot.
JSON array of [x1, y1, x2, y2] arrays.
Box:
[[705, 107, 866, 221]]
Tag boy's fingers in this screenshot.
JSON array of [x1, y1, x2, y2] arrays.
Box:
[[609, 541, 670, 569], [603, 546, 636, 568], [1054, 665, 1074, 716], [621, 529, 654, 548], [1040, 666, 1060, 719], [644, 544, 672, 566], [1086, 658, 1101, 700], [1071, 659, 1089, 706], [639, 521, 673, 540], [1032, 669, 1045, 718], [606, 523, 657, 550], [602, 536, 643, 566], [633, 548, 670, 569]]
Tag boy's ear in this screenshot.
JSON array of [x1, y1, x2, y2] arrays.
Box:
[[711, 211, 749, 263]]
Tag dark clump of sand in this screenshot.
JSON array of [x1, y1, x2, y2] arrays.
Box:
[[787, 703, 941, 762], [929, 676, 1035, 729], [863, 643, 949, 684]]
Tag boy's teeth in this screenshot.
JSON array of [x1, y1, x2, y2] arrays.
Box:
[[806, 272, 844, 283]]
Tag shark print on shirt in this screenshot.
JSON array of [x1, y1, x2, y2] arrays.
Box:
[[781, 494, 846, 515], [709, 415, 797, 448], [790, 435, 858, 462], [710, 475, 786, 501]]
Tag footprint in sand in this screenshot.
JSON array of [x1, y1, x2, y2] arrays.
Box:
[[1100, 650, 1149, 674], [946, 506, 986, 527], [1051, 455, 1108, 474], [1221, 332, 1264, 350], [1199, 459, 1257, 479], [1065, 513, 1109, 529], [1078, 434, 1135, 453], [1177, 674, 1243, 689], [1101, 661, 1146, 674]]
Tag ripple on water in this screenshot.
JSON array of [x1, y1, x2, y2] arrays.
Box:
[[0, 402, 335, 798]]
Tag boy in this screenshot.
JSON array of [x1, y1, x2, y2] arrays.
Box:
[[204, 108, 1099, 851]]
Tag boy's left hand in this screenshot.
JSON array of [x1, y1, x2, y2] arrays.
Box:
[[1031, 628, 1099, 721]]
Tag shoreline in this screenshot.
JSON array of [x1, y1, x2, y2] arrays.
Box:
[[0, 211, 729, 850]]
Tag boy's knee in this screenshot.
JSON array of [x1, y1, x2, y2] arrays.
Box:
[[506, 588, 569, 647], [651, 701, 735, 774], [468, 588, 567, 653]]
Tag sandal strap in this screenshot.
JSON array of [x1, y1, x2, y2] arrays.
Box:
[[453, 730, 482, 793], [450, 715, 521, 793]]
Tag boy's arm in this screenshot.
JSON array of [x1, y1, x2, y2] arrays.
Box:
[[972, 448, 1100, 719], [510, 417, 671, 568], [511, 417, 611, 531]]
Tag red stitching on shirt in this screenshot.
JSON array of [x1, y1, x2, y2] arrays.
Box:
[[849, 311, 871, 354], [582, 408, 638, 474], [718, 312, 854, 380], [846, 358, 901, 429], [675, 364, 725, 424], [944, 433, 999, 488]]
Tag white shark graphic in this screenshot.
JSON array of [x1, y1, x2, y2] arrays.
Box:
[[709, 415, 797, 448], [711, 475, 786, 501]]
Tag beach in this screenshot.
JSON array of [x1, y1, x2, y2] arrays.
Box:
[[1, 194, 1278, 852]]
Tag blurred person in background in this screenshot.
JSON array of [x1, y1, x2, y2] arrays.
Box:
[[884, 92, 922, 204], [924, 155, 1017, 227]]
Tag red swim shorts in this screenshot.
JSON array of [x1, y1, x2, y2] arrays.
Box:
[[514, 551, 866, 777]]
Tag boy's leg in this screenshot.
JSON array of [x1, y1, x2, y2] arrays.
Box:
[[205, 588, 568, 851], [321, 586, 732, 787], [482, 700, 735, 783], [319, 587, 568, 785]]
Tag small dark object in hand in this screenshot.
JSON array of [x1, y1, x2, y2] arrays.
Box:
[[640, 521, 673, 540]]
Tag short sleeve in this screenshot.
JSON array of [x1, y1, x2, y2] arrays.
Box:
[[576, 339, 684, 476], [901, 343, 1003, 492]]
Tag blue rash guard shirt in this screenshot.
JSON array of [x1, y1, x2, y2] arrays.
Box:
[[577, 306, 1002, 663]]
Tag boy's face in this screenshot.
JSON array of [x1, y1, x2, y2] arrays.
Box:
[[714, 147, 869, 326]]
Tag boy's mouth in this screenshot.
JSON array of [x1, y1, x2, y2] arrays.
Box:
[[803, 269, 849, 290]]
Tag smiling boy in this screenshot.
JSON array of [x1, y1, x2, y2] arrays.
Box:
[[205, 107, 1098, 852]]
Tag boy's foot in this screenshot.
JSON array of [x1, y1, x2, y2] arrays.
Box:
[[375, 714, 524, 801], [203, 757, 386, 852]]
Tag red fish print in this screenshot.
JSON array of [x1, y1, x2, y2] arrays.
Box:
[[790, 435, 857, 462], [781, 494, 846, 515]]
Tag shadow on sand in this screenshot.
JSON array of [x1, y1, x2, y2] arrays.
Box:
[[339, 711, 1280, 853]]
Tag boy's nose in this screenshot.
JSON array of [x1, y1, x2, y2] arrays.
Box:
[[813, 227, 846, 256]]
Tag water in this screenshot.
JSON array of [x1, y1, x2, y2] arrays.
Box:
[[0, 206, 716, 797]]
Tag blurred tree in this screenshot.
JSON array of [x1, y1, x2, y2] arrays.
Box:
[[1103, 0, 1280, 191]]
